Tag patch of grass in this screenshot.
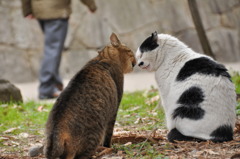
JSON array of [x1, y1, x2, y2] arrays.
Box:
[[0, 76, 240, 158], [237, 103, 240, 115], [0, 101, 54, 156], [113, 142, 165, 159], [232, 72, 240, 94], [0, 101, 53, 134], [117, 88, 165, 131], [232, 72, 240, 115], [114, 88, 167, 158]]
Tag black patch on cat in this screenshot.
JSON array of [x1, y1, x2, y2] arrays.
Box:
[[176, 57, 231, 81], [167, 128, 204, 143], [139, 33, 159, 53], [178, 86, 204, 105], [172, 106, 205, 120], [172, 86, 205, 120], [210, 125, 233, 142]]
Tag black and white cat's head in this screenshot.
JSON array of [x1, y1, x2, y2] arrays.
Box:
[[136, 31, 159, 72], [136, 32, 187, 72]]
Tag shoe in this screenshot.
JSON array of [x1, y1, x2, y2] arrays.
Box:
[[56, 83, 64, 91], [39, 90, 61, 100]]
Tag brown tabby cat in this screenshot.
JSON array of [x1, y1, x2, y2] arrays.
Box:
[[44, 33, 136, 159]]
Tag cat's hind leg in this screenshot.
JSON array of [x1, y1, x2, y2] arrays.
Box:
[[74, 155, 92, 159], [103, 116, 117, 147], [167, 128, 204, 143], [59, 144, 77, 159], [74, 151, 95, 159], [60, 152, 76, 159]]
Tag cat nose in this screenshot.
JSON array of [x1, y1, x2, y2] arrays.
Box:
[[138, 61, 144, 66]]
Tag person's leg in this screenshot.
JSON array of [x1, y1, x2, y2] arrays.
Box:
[[39, 18, 68, 99], [38, 20, 45, 32]]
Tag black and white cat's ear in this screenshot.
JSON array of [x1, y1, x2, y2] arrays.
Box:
[[110, 33, 121, 47], [151, 31, 158, 43]]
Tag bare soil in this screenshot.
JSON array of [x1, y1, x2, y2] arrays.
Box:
[[0, 119, 240, 159]]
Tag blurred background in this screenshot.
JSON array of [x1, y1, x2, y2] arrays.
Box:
[[0, 0, 239, 83]]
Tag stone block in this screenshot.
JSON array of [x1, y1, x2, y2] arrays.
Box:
[[0, 0, 239, 83], [0, 46, 37, 82], [209, 0, 240, 14], [60, 49, 98, 79], [207, 28, 240, 62], [197, 0, 221, 30], [1, 0, 21, 8], [12, 9, 43, 49], [177, 29, 203, 54], [0, 79, 23, 103], [0, 6, 14, 44]]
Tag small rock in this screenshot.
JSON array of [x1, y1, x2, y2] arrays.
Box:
[[0, 79, 23, 103], [29, 144, 44, 157]]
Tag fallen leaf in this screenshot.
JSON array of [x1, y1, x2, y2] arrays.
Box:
[[117, 151, 123, 155], [129, 106, 140, 112], [112, 130, 164, 144], [205, 149, 219, 155], [37, 106, 44, 112], [11, 141, 20, 146], [3, 142, 12, 146], [146, 95, 160, 105], [18, 133, 29, 138], [134, 118, 142, 124], [102, 156, 123, 159], [4, 127, 18, 134], [152, 112, 158, 116], [124, 142, 132, 146], [0, 104, 8, 108]]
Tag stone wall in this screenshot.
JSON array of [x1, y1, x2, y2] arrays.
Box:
[[0, 0, 239, 83]]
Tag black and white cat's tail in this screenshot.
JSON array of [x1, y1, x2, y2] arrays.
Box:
[[168, 126, 233, 143], [167, 128, 204, 143], [209, 125, 233, 143]]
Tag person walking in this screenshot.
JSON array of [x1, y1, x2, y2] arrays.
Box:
[[21, 0, 97, 99]]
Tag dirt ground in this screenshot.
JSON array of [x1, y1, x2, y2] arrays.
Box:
[[0, 118, 240, 159]]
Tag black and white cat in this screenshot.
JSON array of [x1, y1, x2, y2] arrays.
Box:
[[136, 32, 236, 142]]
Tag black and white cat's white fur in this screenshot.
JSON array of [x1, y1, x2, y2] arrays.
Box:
[[136, 32, 236, 142]]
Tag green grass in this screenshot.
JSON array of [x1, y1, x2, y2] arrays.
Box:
[[0, 73, 240, 157], [232, 72, 240, 115], [232, 72, 240, 94], [113, 142, 166, 159], [0, 88, 165, 135], [0, 101, 52, 134], [117, 88, 165, 130]]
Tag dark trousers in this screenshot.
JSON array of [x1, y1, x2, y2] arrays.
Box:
[[38, 18, 68, 96]]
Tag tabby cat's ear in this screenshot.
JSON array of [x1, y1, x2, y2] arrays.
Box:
[[110, 33, 121, 47], [151, 31, 158, 43]]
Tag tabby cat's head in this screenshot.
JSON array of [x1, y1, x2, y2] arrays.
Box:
[[99, 33, 136, 74]]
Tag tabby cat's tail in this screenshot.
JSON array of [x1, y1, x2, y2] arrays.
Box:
[[44, 132, 65, 158]]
